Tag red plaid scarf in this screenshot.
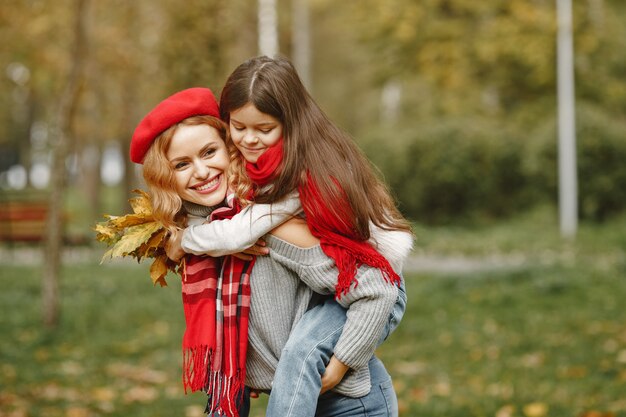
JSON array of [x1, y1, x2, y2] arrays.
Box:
[[246, 140, 400, 299], [181, 194, 253, 417]]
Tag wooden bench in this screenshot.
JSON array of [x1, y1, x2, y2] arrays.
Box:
[[0, 199, 50, 242]]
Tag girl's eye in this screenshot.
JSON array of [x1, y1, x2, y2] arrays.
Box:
[[203, 148, 216, 158], [232, 125, 245, 132], [174, 161, 188, 170], [260, 128, 273, 134]]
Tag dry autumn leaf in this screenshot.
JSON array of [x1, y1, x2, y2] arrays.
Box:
[[523, 402, 548, 417], [128, 189, 153, 215], [95, 189, 181, 286]]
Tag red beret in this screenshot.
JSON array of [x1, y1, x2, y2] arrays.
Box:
[[130, 87, 220, 163]]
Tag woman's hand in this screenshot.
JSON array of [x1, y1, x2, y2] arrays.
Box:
[[232, 238, 269, 261], [320, 355, 350, 394], [165, 229, 185, 262]]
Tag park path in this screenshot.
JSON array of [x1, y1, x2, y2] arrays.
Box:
[[0, 246, 529, 274]]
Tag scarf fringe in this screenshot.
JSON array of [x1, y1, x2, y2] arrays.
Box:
[[331, 243, 402, 299], [183, 345, 212, 394], [183, 345, 245, 417]]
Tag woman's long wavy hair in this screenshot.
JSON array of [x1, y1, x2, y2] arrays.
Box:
[[220, 56, 412, 239], [141, 115, 235, 232]]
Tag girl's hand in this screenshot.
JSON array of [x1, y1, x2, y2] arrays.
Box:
[[320, 355, 350, 394], [165, 229, 185, 262], [232, 238, 268, 261]]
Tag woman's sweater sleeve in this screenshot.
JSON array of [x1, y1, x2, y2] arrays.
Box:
[[299, 261, 398, 371], [181, 194, 302, 257]]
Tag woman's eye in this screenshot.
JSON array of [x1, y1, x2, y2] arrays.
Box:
[[232, 125, 245, 132], [174, 162, 188, 170], [203, 148, 216, 158], [260, 128, 273, 134]]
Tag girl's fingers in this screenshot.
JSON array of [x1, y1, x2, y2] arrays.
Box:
[[242, 244, 269, 256], [232, 252, 253, 261]]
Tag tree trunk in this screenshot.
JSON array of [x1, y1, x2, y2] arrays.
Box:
[[81, 62, 104, 227], [291, 0, 311, 90], [258, 0, 278, 56], [42, 0, 90, 328]]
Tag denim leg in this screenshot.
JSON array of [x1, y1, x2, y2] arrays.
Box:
[[314, 356, 398, 417], [266, 298, 348, 417], [378, 278, 407, 345]]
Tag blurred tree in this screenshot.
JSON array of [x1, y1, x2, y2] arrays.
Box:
[[2, 0, 625, 226], [43, 0, 90, 328], [291, 0, 311, 89]]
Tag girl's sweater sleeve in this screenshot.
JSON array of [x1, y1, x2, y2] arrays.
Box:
[[272, 246, 397, 371], [308, 265, 397, 370], [181, 193, 302, 257]]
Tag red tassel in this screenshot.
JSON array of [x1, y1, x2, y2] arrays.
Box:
[[183, 345, 212, 393]]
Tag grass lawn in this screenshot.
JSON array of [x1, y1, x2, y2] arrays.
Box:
[[1, 210, 625, 416]]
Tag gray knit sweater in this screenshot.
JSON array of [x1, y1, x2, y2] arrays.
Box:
[[181, 194, 413, 396], [244, 235, 397, 396]]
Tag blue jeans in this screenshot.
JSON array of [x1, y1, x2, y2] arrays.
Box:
[[315, 356, 398, 417], [265, 281, 407, 417]]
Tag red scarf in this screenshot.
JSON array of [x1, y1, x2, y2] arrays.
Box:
[[245, 142, 400, 298], [245, 139, 283, 187], [181, 194, 253, 417]]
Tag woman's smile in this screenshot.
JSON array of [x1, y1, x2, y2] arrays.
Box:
[[192, 174, 222, 193], [166, 124, 230, 208]]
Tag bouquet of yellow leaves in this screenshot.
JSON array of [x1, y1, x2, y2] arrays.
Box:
[[95, 189, 180, 287]]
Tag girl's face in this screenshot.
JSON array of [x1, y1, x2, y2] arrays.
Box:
[[229, 102, 283, 163], [166, 124, 230, 208]]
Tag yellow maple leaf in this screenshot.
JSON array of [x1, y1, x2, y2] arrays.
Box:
[[150, 254, 170, 287], [95, 189, 180, 286], [129, 189, 153, 215], [103, 221, 163, 260], [94, 222, 119, 244], [107, 213, 153, 229]]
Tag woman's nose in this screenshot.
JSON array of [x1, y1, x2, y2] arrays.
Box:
[[192, 160, 210, 178]]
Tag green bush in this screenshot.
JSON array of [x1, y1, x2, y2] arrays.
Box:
[[529, 104, 626, 221], [362, 106, 626, 224], [362, 119, 531, 224]]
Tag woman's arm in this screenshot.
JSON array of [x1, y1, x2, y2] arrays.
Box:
[[180, 193, 302, 257]]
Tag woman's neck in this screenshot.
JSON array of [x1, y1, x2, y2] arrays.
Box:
[[182, 200, 224, 218]]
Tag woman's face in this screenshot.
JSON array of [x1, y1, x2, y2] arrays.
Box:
[[229, 102, 283, 163], [166, 124, 230, 208]]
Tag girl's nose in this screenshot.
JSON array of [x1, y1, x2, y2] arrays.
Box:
[[243, 132, 259, 144]]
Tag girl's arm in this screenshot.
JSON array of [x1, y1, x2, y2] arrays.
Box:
[[274, 239, 399, 375], [304, 264, 398, 374], [181, 193, 302, 257]]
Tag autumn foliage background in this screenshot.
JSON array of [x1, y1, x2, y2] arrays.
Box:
[[1, 0, 626, 416]]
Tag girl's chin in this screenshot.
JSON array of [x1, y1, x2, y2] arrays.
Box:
[[243, 154, 259, 164]]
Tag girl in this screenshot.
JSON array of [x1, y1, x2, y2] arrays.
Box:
[[168, 56, 413, 416]]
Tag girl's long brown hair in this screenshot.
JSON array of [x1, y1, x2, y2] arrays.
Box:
[[220, 56, 412, 239], [141, 115, 234, 232]]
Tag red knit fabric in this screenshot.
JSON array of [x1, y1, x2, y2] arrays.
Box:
[[244, 143, 400, 298], [181, 195, 253, 417], [245, 139, 283, 186], [130, 88, 220, 163]]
